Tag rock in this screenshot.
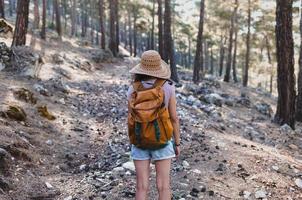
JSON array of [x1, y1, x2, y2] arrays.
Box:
[[204, 93, 224, 106], [272, 165, 279, 171], [90, 49, 114, 63], [79, 164, 88, 171], [46, 140, 53, 146], [34, 84, 49, 96], [45, 182, 53, 189], [295, 178, 302, 188], [255, 189, 267, 199], [280, 124, 294, 135], [243, 191, 251, 199], [63, 196, 73, 200], [112, 167, 124, 172], [122, 161, 135, 172], [51, 53, 64, 64], [0, 63, 5, 71], [182, 160, 190, 168], [0, 148, 9, 158], [191, 169, 201, 174], [255, 102, 273, 116], [0, 177, 11, 191]]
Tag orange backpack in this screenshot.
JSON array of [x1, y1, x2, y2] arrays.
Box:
[[128, 79, 173, 149]]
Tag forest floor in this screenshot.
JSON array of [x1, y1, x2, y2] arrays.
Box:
[[0, 34, 302, 200]]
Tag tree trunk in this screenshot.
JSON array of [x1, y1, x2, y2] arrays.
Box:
[[9, 0, 15, 17], [219, 35, 226, 76], [232, 0, 238, 82], [151, 0, 155, 49], [224, 0, 236, 82], [210, 47, 214, 74], [128, 12, 133, 56], [274, 0, 296, 129], [71, 0, 77, 36], [54, 0, 62, 38], [164, 0, 178, 82], [109, 0, 117, 56], [12, 0, 30, 46], [296, 0, 302, 122], [188, 36, 191, 68], [243, 0, 251, 86], [193, 0, 205, 83], [33, 0, 40, 29], [0, 0, 4, 19], [99, 0, 106, 49], [204, 41, 209, 72], [133, 16, 137, 57], [40, 0, 47, 39], [115, 0, 119, 53], [264, 35, 273, 93], [158, 0, 164, 58]]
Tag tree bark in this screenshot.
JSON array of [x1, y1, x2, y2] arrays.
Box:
[[219, 35, 226, 76], [151, 0, 155, 49], [232, 0, 238, 82], [99, 0, 106, 49], [193, 0, 205, 83], [204, 41, 209, 72], [296, 0, 302, 122], [188, 35, 191, 68], [12, 0, 30, 46], [54, 0, 62, 38], [264, 35, 273, 93], [9, 0, 15, 17], [224, 0, 236, 82], [41, 0, 47, 39], [128, 12, 133, 56], [115, 0, 119, 53], [158, 0, 164, 58], [109, 0, 117, 56], [71, 0, 77, 36], [164, 0, 178, 82], [274, 0, 296, 128], [33, 0, 40, 29], [210, 47, 214, 74], [0, 0, 4, 19], [243, 0, 251, 86]]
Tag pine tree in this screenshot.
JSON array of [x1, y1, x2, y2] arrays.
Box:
[[12, 0, 30, 46], [99, 0, 106, 49], [274, 0, 296, 128], [41, 0, 47, 39], [0, 0, 4, 19], [54, 0, 62, 38], [164, 0, 178, 82], [193, 0, 205, 83], [34, 0, 40, 29], [243, 0, 251, 86], [157, 0, 164, 58], [296, 0, 302, 122]]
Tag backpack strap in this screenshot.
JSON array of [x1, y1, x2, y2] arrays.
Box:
[[153, 79, 167, 88], [132, 81, 144, 91]]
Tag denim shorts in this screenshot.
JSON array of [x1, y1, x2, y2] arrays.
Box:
[[131, 140, 176, 161]]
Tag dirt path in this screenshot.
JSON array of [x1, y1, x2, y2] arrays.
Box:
[[0, 36, 301, 200]]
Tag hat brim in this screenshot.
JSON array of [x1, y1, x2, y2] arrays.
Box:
[[129, 60, 171, 79]]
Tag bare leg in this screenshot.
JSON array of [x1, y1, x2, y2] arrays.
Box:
[[134, 160, 151, 200], [155, 159, 172, 200]]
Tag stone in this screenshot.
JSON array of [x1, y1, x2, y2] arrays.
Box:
[[272, 165, 279, 171], [0, 148, 9, 158], [280, 124, 294, 135], [64, 196, 73, 200], [204, 93, 224, 106], [45, 182, 53, 189], [79, 164, 88, 171], [34, 84, 49, 96], [0, 63, 5, 71], [243, 191, 251, 199], [255, 189, 267, 199], [191, 169, 201, 174], [112, 167, 124, 172], [122, 161, 135, 172], [182, 160, 190, 168], [255, 102, 273, 116], [295, 178, 302, 188], [46, 140, 54, 146]]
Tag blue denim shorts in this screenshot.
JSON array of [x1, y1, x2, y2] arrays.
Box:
[[131, 140, 176, 161]]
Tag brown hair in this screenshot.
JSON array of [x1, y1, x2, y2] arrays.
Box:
[[134, 74, 158, 82]]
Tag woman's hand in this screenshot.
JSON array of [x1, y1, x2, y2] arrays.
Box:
[[175, 146, 180, 158]]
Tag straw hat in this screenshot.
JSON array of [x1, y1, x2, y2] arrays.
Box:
[[130, 50, 171, 79]]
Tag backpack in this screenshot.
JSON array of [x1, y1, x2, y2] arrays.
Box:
[[128, 79, 173, 150]]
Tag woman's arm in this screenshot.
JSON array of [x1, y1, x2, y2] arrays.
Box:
[[168, 92, 180, 147]]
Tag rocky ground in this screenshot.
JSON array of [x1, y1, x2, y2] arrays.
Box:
[[0, 35, 302, 200]]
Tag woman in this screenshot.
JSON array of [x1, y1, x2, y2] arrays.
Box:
[[127, 50, 181, 200]]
